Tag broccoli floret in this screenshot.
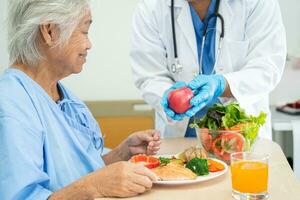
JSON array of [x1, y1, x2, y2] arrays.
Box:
[[186, 158, 209, 176]]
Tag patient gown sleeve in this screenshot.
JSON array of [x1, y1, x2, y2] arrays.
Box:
[[0, 116, 52, 200]]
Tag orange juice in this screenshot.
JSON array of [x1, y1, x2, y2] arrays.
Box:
[[231, 161, 268, 193]]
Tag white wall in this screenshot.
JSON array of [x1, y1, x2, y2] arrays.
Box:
[[270, 0, 300, 105], [0, 0, 300, 103], [62, 0, 141, 100], [278, 0, 300, 56]]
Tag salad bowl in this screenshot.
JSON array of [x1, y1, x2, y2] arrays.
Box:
[[191, 102, 266, 164]]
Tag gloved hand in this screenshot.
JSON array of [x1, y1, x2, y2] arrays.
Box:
[[185, 74, 226, 117], [161, 82, 189, 121]]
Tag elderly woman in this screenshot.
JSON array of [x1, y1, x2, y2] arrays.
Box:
[[0, 0, 161, 199]]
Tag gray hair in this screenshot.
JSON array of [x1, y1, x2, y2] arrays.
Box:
[[8, 0, 90, 67]]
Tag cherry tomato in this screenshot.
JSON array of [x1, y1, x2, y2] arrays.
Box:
[[168, 87, 194, 114], [130, 155, 160, 169]]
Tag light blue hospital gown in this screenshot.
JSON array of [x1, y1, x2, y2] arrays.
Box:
[[0, 68, 105, 200]]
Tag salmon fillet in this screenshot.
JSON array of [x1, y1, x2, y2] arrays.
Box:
[[151, 163, 197, 181]]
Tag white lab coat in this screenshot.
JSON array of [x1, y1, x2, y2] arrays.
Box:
[[130, 0, 286, 139]]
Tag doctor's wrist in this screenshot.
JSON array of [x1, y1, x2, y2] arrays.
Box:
[[214, 75, 226, 97], [220, 77, 232, 98]]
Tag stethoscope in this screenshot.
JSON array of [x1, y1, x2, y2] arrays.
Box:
[[170, 0, 225, 75]]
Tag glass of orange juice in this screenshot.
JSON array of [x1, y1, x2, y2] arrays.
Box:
[[230, 152, 269, 200]]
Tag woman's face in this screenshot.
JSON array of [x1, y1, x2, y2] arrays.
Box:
[[48, 11, 92, 76]]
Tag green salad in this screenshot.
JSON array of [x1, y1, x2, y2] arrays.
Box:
[[190, 102, 266, 146]]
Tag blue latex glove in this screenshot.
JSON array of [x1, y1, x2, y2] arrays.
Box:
[[161, 82, 189, 121], [185, 74, 226, 117]]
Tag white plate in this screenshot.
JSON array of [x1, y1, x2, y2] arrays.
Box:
[[153, 155, 228, 185]]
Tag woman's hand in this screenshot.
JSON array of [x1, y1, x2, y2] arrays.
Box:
[[90, 161, 158, 198], [49, 161, 158, 199], [125, 129, 161, 157], [103, 129, 161, 165]]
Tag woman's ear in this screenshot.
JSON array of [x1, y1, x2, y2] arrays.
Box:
[[39, 23, 58, 46]]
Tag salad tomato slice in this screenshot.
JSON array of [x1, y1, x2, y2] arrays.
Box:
[[212, 133, 245, 162], [130, 155, 160, 169]]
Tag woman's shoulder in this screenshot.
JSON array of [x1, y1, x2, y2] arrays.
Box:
[[0, 68, 32, 101], [0, 69, 42, 125]]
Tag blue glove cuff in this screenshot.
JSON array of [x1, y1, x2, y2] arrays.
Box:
[[215, 75, 226, 97]]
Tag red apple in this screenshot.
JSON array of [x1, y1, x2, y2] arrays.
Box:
[[168, 87, 194, 114]]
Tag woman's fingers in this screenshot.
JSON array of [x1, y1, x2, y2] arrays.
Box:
[[136, 130, 160, 143], [127, 181, 148, 194], [148, 140, 161, 148], [147, 147, 160, 155], [131, 173, 153, 189], [148, 145, 160, 151], [134, 165, 158, 182], [147, 142, 160, 155], [93, 162, 156, 198]]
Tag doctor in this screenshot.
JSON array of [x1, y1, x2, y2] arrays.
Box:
[[130, 0, 286, 139]]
